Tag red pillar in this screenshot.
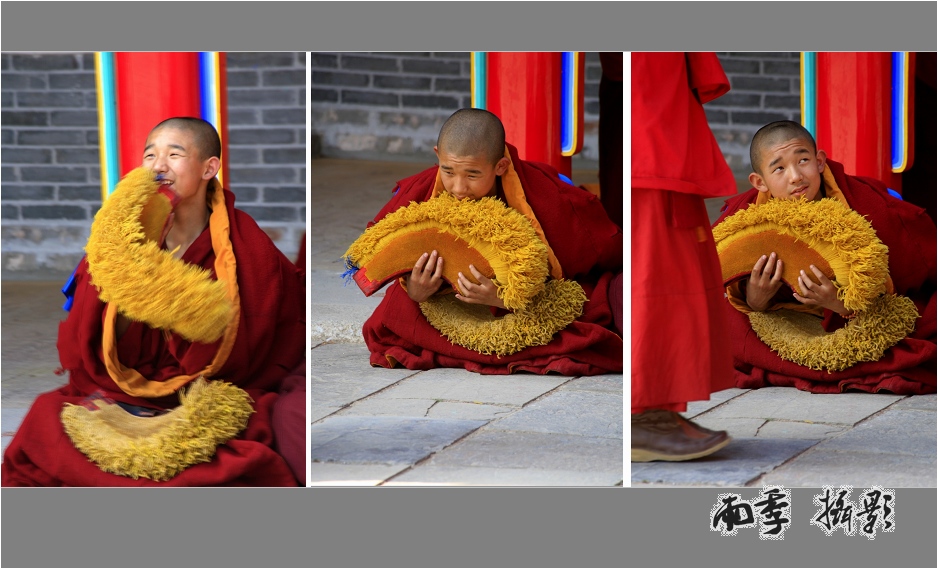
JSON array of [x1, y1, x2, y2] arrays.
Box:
[[486, 52, 569, 176], [815, 53, 899, 190]]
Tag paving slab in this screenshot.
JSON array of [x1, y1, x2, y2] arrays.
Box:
[[490, 389, 622, 439], [308, 462, 409, 486], [760, 449, 938, 488], [309, 343, 417, 407], [631, 438, 818, 487], [373, 368, 571, 406], [309, 415, 485, 465], [385, 465, 621, 487], [699, 388, 903, 425], [685, 387, 750, 416], [1, 281, 66, 408], [428, 430, 622, 473], [889, 394, 936, 411], [557, 374, 623, 394], [812, 409, 936, 457], [427, 401, 517, 421], [692, 413, 849, 440], [310, 268, 384, 344], [691, 416, 765, 439], [331, 393, 521, 421], [756, 420, 849, 440], [309, 404, 344, 423], [337, 397, 441, 418], [1, 408, 28, 436]]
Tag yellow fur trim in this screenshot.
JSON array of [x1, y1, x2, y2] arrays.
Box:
[[748, 295, 919, 371], [430, 146, 564, 280], [61, 378, 254, 481], [85, 167, 233, 344], [420, 279, 587, 356], [346, 192, 550, 310], [713, 197, 889, 312]]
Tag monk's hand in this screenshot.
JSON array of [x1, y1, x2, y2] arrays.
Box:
[[745, 252, 784, 312], [455, 264, 506, 309], [793, 265, 850, 315], [403, 250, 444, 303]]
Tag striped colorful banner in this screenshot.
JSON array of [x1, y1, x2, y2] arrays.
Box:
[[94, 52, 228, 199]]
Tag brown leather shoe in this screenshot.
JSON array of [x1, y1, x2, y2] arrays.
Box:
[[631, 409, 730, 462]]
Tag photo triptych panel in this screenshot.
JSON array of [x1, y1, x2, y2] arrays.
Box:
[[2, 3, 936, 567]]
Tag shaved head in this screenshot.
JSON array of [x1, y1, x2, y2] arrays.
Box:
[[150, 117, 222, 161], [750, 120, 816, 174], [437, 108, 506, 165]]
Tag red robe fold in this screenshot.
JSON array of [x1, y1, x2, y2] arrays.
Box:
[[715, 159, 937, 394], [631, 52, 738, 412], [361, 143, 623, 376], [2, 189, 306, 486]]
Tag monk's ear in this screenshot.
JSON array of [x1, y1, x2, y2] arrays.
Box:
[[749, 172, 769, 193], [202, 156, 221, 180], [816, 149, 827, 174], [494, 156, 510, 176], [433, 146, 440, 160]]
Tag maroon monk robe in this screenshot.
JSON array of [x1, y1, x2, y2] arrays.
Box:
[[631, 52, 738, 412], [361, 143, 623, 376], [2, 188, 306, 486], [715, 158, 937, 395], [272, 361, 307, 485]]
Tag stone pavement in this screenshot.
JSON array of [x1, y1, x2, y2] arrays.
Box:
[[310, 156, 623, 486], [309, 344, 622, 486], [2, 280, 68, 457], [632, 388, 936, 488]]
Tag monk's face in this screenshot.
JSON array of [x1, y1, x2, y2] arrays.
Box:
[[749, 137, 827, 202], [434, 147, 509, 201], [142, 126, 218, 204]]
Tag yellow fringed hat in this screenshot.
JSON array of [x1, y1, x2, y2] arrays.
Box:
[[61, 378, 254, 481], [85, 167, 233, 344], [345, 193, 586, 355], [713, 198, 918, 371]]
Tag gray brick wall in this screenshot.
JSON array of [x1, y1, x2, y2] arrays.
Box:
[[312, 52, 603, 164], [1, 52, 306, 277], [710, 52, 802, 174]]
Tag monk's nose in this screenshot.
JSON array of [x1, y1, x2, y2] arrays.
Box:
[[152, 156, 168, 173]]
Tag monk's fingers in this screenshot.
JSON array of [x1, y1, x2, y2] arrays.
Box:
[[423, 250, 440, 272], [810, 264, 831, 285], [797, 274, 817, 298], [413, 252, 430, 274], [770, 258, 784, 284], [468, 264, 489, 283], [457, 272, 474, 295], [431, 255, 444, 280], [751, 254, 769, 277], [792, 291, 813, 304], [800, 270, 823, 292]]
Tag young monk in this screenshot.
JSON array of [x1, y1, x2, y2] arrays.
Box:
[[362, 108, 623, 375], [2, 117, 306, 486], [716, 120, 936, 394]]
